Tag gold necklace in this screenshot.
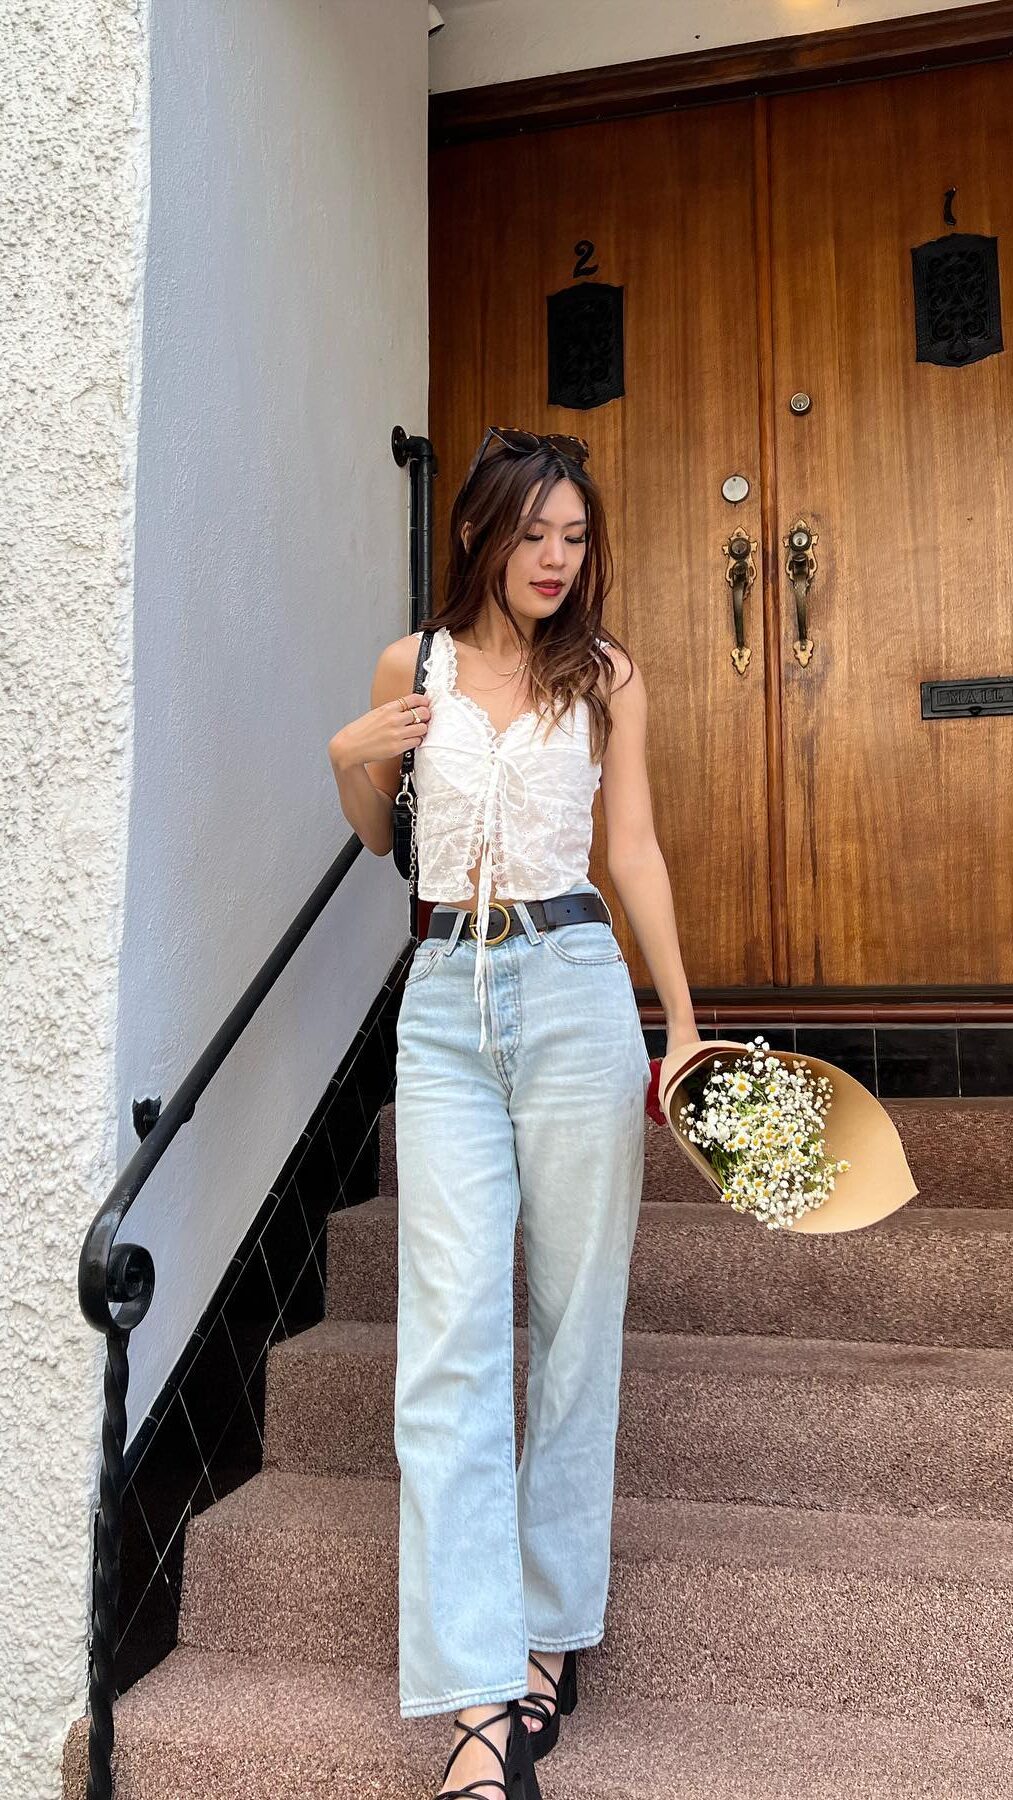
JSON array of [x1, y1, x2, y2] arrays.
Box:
[[456, 634, 528, 690]]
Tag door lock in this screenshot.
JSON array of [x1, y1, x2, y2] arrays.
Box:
[[783, 519, 819, 665]]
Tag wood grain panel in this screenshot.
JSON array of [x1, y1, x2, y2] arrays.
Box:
[[769, 61, 1013, 986], [429, 107, 770, 988]]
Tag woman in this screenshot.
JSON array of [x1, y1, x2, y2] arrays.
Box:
[[328, 427, 701, 1799]]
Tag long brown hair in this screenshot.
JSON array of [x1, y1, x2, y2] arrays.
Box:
[[419, 440, 633, 765]]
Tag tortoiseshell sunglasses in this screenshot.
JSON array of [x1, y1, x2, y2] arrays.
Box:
[[462, 425, 591, 493]]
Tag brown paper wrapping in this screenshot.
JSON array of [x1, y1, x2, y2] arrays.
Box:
[[658, 1038, 919, 1234]]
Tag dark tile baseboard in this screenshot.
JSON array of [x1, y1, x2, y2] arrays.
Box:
[[641, 1024, 1013, 1098], [111, 946, 410, 1693]]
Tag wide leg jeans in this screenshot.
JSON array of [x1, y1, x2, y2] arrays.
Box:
[[393, 878, 651, 1718]]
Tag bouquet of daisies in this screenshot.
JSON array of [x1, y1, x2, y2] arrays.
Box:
[[651, 1035, 918, 1235], [677, 1036, 850, 1230]]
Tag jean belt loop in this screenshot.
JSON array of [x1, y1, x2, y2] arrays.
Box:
[[511, 899, 541, 945], [566, 876, 613, 931], [584, 877, 613, 929], [447, 907, 469, 953]]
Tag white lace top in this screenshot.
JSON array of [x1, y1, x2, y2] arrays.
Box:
[[412, 625, 604, 1050]]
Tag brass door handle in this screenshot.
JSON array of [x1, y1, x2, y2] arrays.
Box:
[[722, 530, 758, 676], [784, 519, 818, 666]]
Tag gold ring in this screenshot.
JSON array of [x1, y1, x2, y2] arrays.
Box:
[[469, 900, 512, 945]]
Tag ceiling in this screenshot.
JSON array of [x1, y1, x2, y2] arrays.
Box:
[[428, 0, 977, 93]]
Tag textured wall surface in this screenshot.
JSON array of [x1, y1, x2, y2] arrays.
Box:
[[0, 0, 150, 1793], [429, 0, 970, 90]]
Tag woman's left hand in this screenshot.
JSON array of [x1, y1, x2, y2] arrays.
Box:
[[666, 1023, 703, 1057], [645, 1026, 704, 1126]]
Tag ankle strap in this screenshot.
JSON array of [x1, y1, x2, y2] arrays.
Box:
[[440, 1703, 512, 1797]]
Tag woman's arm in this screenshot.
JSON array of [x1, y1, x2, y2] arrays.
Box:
[[327, 636, 431, 857], [598, 648, 701, 1050]]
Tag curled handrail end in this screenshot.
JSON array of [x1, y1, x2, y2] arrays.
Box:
[[79, 1238, 156, 1338], [76, 831, 366, 1342]]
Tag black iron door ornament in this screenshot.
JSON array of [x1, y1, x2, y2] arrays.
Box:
[[784, 519, 818, 667], [911, 234, 1003, 367], [547, 280, 625, 411], [723, 530, 758, 676]]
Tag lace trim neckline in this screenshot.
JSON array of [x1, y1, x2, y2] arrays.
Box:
[[439, 626, 539, 746]]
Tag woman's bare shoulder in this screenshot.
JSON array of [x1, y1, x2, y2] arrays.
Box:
[[376, 625, 441, 678], [378, 628, 425, 667], [594, 634, 637, 694], [371, 629, 430, 706]]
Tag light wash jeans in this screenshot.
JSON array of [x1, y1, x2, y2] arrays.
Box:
[[393, 876, 651, 1718]]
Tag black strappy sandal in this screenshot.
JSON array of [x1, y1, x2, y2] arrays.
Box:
[[517, 1649, 578, 1763], [437, 1697, 542, 1799]]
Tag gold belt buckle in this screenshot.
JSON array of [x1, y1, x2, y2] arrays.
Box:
[[469, 900, 512, 946]]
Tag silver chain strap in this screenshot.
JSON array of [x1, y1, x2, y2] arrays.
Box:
[[397, 767, 419, 913], [403, 631, 430, 935], [408, 787, 418, 893]]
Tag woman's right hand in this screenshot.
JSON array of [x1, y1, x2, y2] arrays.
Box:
[[329, 692, 431, 772]]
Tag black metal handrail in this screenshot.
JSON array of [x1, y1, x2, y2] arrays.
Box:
[[76, 427, 436, 1799]]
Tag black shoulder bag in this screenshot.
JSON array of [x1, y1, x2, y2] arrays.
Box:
[[392, 627, 435, 939]]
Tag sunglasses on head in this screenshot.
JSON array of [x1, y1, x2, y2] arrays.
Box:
[[463, 425, 591, 493]]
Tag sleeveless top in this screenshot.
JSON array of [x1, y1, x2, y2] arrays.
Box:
[[412, 625, 604, 1050]]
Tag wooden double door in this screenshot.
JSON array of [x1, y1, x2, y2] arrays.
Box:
[[429, 61, 1013, 1000]]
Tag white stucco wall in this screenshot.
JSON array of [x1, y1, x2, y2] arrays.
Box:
[[429, 0, 969, 90], [0, 0, 150, 1792], [2, 0, 429, 1793]]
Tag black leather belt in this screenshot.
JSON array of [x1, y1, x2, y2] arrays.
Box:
[[425, 891, 611, 946]]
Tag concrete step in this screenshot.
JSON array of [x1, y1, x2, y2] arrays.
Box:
[[263, 1319, 1013, 1520], [61, 1645, 1013, 1800], [378, 1094, 1013, 1210], [178, 1469, 1013, 1728], [326, 1193, 1013, 1348]]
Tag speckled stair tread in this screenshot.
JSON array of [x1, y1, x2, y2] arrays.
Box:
[[377, 1097, 1013, 1208], [178, 1469, 1013, 1723], [326, 1191, 1013, 1347], [61, 1646, 1013, 1800], [263, 1316, 1013, 1517]]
